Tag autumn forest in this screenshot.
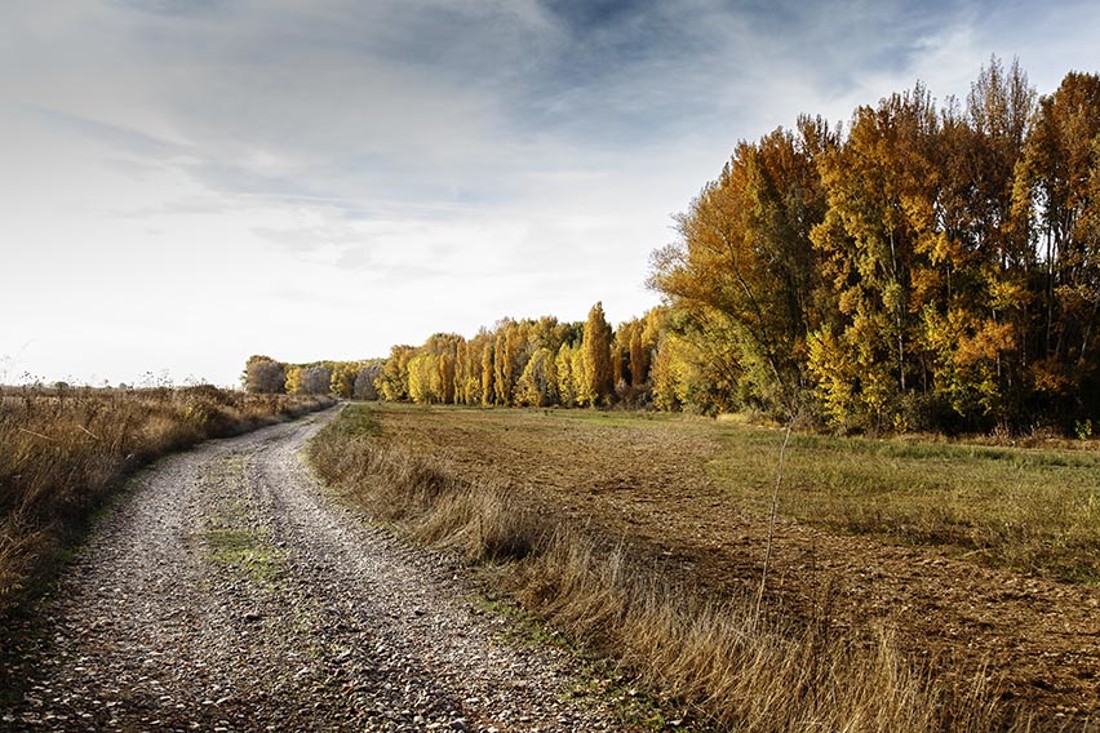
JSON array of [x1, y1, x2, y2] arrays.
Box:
[[247, 59, 1100, 436]]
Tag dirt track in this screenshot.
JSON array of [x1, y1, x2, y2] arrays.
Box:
[[2, 411, 618, 732]]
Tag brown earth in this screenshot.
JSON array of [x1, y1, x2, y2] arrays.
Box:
[[374, 405, 1100, 727]]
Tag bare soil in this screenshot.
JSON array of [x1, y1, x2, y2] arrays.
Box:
[[375, 406, 1100, 726], [1, 410, 622, 732]]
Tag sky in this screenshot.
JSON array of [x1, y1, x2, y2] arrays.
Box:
[[2, 0, 1099, 387]]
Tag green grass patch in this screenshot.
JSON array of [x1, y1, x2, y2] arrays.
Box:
[[200, 457, 284, 587], [707, 423, 1100, 581], [329, 402, 383, 438], [203, 526, 282, 585], [547, 409, 687, 429]]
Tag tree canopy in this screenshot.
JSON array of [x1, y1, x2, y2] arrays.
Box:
[[245, 60, 1100, 435]]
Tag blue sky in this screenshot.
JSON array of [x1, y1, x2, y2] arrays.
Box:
[[2, 0, 1099, 386]]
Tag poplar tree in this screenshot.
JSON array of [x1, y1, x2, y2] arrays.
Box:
[[583, 302, 614, 406], [517, 347, 557, 406], [649, 120, 831, 415], [330, 362, 359, 398], [924, 57, 1035, 425], [377, 346, 414, 401], [493, 328, 511, 405], [480, 339, 495, 406], [555, 343, 577, 407]]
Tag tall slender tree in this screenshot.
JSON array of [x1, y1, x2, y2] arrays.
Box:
[[583, 302, 614, 406]]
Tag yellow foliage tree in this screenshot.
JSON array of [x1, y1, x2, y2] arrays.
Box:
[[555, 343, 577, 407], [283, 365, 304, 395], [583, 302, 614, 406], [377, 346, 415, 401], [329, 362, 359, 399], [408, 353, 442, 404], [517, 347, 558, 406]]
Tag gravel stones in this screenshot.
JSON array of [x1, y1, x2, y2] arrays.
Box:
[[2, 412, 617, 732]]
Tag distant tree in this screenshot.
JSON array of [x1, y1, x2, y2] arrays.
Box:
[[480, 338, 495, 406], [284, 365, 304, 395], [438, 352, 456, 404], [301, 365, 333, 394], [417, 333, 463, 404], [353, 362, 382, 400], [571, 342, 594, 407], [492, 323, 519, 405], [611, 317, 655, 405], [456, 337, 480, 405], [555, 343, 578, 407], [583, 302, 614, 406], [517, 347, 558, 406], [530, 315, 573, 354], [377, 346, 415, 401], [459, 334, 486, 405], [408, 353, 442, 404], [243, 355, 286, 394], [330, 362, 359, 399]]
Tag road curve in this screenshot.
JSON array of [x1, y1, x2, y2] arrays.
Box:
[[3, 410, 617, 732]]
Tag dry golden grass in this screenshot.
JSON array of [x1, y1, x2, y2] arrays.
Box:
[[0, 384, 332, 616], [309, 404, 1037, 732]]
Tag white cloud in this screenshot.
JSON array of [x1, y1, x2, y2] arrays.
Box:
[[1, 0, 1098, 385]]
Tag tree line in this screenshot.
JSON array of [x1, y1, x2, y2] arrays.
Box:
[[246, 59, 1100, 435], [244, 303, 657, 409], [653, 59, 1100, 433], [244, 355, 383, 401]]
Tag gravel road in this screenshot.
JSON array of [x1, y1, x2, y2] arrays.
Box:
[[3, 410, 619, 732]]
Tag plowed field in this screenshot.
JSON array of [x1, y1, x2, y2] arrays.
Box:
[[369, 404, 1100, 726]]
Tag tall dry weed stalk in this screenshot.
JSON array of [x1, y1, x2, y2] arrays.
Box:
[[755, 419, 794, 623], [310, 406, 1028, 732]]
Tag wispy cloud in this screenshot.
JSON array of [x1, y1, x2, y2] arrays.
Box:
[[27, 105, 189, 159], [5, 1, 1007, 216], [2, 0, 1099, 385]]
